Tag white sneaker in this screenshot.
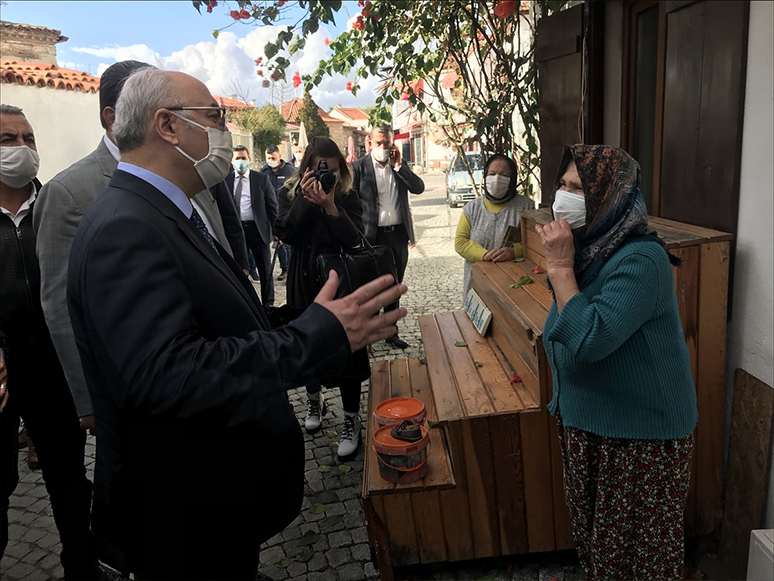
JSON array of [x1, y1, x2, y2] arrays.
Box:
[[305, 393, 327, 433], [337, 414, 362, 460]]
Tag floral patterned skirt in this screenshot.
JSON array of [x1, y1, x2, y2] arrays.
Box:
[[556, 414, 694, 581]]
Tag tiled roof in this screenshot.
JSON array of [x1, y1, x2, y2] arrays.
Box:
[[281, 98, 342, 124], [332, 106, 370, 121], [0, 59, 99, 93], [214, 95, 253, 109]]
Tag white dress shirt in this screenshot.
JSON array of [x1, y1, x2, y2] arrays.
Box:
[[103, 133, 121, 162], [371, 153, 401, 227], [0, 182, 37, 228], [234, 172, 253, 222]]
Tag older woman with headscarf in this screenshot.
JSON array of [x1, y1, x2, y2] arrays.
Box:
[[537, 145, 698, 581], [454, 154, 534, 300]]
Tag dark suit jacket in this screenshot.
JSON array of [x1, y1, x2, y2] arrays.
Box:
[[67, 170, 349, 577], [225, 169, 278, 245], [350, 156, 425, 244], [210, 180, 249, 270]]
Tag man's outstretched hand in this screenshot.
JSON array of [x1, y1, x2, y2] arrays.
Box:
[[314, 272, 407, 352]]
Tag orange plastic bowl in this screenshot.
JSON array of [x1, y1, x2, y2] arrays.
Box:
[[373, 397, 427, 427], [372, 424, 431, 484]]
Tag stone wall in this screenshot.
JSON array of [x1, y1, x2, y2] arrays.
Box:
[[0, 21, 61, 65]]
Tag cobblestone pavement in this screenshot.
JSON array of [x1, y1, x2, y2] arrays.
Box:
[[1, 171, 586, 580]]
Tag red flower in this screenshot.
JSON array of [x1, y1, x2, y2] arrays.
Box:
[[206, 0, 218, 13], [358, 0, 364, 5], [278, 0, 287, 5], [324, 37, 330, 45], [365, 0, 372, 6], [254, 57, 263, 66], [375, 13, 381, 20], [362, 8, 370, 17], [257, 70, 264, 76], [493, 0, 519, 18], [293, 71, 301, 88], [346, 81, 353, 91], [230, 9, 241, 19], [239, 9, 251, 19]]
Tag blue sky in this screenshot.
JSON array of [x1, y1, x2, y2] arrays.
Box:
[[1, 1, 375, 110]]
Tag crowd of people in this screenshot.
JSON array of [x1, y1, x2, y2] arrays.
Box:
[[0, 59, 698, 581]]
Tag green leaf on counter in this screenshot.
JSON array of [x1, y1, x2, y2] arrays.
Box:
[[318, 465, 331, 473], [310, 503, 330, 514], [338, 464, 352, 473], [454, 341, 468, 347]]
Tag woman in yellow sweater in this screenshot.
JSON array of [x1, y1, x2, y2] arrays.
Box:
[[454, 154, 534, 299]]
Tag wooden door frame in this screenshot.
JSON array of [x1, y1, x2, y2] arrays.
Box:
[[619, 0, 667, 216]]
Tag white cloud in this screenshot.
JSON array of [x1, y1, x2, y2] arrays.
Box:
[[74, 26, 383, 111]]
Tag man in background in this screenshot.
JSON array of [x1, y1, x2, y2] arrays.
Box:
[[228, 145, 277, 306], [350, 124, 425, 349], [0, 104, 95, 579], [261, 144, 296, 282]]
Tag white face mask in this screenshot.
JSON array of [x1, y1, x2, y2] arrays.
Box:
[[267, 159, 280, 169], [372, 147, 390, 163], [0, 145, 40, 188], [172, 114, 233, 189], [294, 152, 303, 162], [484, 174, 510, 199], [552, 189, 587, 230]]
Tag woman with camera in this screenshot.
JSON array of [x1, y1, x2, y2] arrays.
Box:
[[274, 137, 368, 460]]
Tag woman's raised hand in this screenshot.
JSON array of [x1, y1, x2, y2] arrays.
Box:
[[301, 169, 337, 214], [536, 221, 575, 271]]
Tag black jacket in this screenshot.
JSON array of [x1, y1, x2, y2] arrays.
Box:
[[0, 180, 70, 398], [349, 155, 425, 243], [225, 169, 277, 245], [67, 169, 350, 577]]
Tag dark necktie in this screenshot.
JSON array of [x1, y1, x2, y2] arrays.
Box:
[[190, 206, 216, 250], [234, 175, 245, 215]]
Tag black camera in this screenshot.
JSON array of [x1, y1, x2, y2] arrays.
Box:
[[314, 159, 337, 193]]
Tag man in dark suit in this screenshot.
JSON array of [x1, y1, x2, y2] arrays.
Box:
[[209, 179, 249, 273], [228, 145, 277, 306], [260, 144, 296, 282], [350, 124, 425, 348], [67, 68, 406, 580]]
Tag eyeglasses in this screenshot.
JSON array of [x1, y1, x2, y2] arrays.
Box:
[[165, 106, 228, 128]]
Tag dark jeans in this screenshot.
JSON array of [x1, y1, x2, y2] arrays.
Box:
[[306, 378, 361, 414], [274, 240, 291, 271], [0, 355, 95, 579], [375, 223, 409, 313], [242, 221, 274, 307]]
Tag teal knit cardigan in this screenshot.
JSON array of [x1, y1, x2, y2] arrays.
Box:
[[544, 239, 698, 440]]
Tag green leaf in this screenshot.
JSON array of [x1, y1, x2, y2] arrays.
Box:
[[264, 42, 279, 59], [318, 465, 331, 473], [212, 30, 219, 39], [513, 257, 525, 262], [351, 486, 363, 495], [324, 429, 338, 439], [419, 358, 427, 365], [428, 420, 440, 428], [296, 530, 321, 547], [192, 1, 203, 15], [454, 341, 468, 347], [338, 464, 352, 473], [279, 557, 291, 567], [296, 546, 315, 562], [508, 276, 535, 289], [321, 514, 343, 528], [310, 503, 330, 514]]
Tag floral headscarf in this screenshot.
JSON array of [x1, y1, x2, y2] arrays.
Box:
[[553, 144, 675, 280]]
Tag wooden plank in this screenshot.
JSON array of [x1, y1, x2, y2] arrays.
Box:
[[649, 216, 732, 243], [363, 497, 394, 581], [367, 361, 396, 495], [381, 493, 420, 567], [459, 418, 500, 558], [548, 416, 574, 550], [719, 369, 774, 579], [672, 247, 700, 533], [473, 263, 549, 334], [649, 221, 707, 248], [389, 358, 410, 398], [524, 227, 546, 260], [438, 422, 475, 562], [453, 310, 526, 414], [490, 413, 529, 555], [434, 311, 496, 417], [489, 320, 541, 408], [507, 260, 554, 310], [410, 492, 448, 564], [405, 359, 455, 492], [695, 241, 729, 534], [525, 247, 548, 271], [520, 208, 553, 226], [419, 315, 465, 422], [519, 409, 556, 552]]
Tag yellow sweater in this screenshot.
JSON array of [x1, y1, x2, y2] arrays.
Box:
[[454, 197, 523, 262]]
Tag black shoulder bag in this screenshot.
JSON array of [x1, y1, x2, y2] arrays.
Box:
[[316, 232, 398, 299]]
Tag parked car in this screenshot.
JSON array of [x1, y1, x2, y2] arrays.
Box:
[[445, 152, 484, 207]]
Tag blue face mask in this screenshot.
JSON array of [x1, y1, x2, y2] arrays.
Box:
[[233, 159, 249, 174]]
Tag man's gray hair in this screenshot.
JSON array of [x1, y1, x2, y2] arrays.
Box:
[[370, 124, 393, 136], [113, 68, 186, 153], [0, 104, 25, 116]]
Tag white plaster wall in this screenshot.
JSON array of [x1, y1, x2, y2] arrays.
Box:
[[602, 1, 623, 147], [1, 84, 104, 183], [725, 0, 774, 528]]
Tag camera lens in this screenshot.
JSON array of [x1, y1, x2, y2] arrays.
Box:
[[319, 172, 336, 193]]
